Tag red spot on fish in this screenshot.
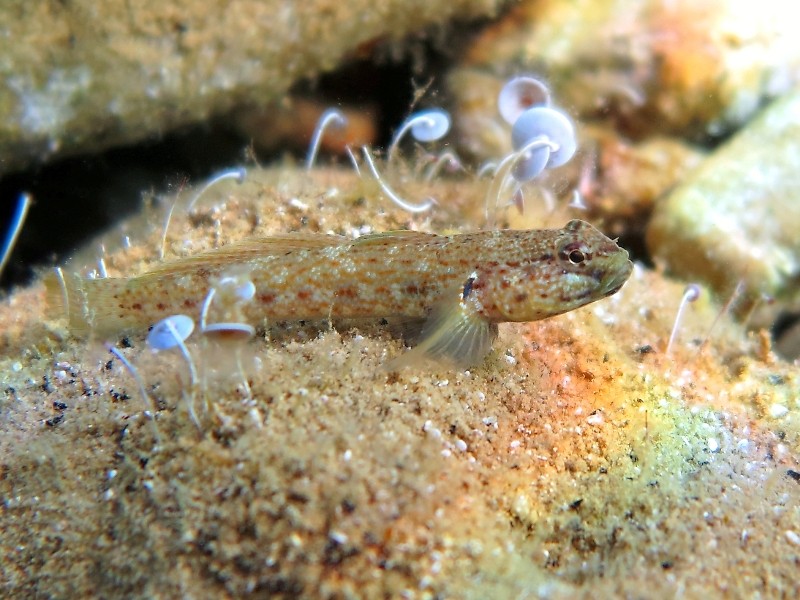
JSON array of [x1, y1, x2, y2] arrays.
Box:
[[336, 287, 357, 298], [131, 303, 142, 310], [156, 302, 166, 310], [259, 293, 276, 304], [297, 290, 311, 300]]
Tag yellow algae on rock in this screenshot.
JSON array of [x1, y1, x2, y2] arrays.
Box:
[[647, 90, 800, 319], [1, 165, 799, 598]]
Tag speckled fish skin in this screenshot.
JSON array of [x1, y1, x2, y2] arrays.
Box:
[[46, 220, 632, 363]]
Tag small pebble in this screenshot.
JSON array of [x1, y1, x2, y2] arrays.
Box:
[[586, 412, 604, 426], [329, 530, 348, 544], [785, 530, 800, 546], [288, 197, 309, 211], [769, 404, 789, 419]]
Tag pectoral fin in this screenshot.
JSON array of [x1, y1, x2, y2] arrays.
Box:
[[387, 299, 498, 370]]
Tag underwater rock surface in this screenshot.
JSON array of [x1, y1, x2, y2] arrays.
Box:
[[647, 90, 800, 317], [1, 167, 798, 597], [451, 0, 800, 143], [0, 0, 503, 176]]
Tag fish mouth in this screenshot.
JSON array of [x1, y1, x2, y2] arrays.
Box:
[[600, 256, 633, 297]]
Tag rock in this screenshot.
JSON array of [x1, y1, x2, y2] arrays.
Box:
[[0, 0, 503, 176], [446, 68, 705, 231], [776, 317, 800, 361], [233, 96, 378, 158], [647, 90, 800, 318], [448, 68, 508, 159], [451, 0, 800, 142], [573, 127, 705, 232], [2, 164, 800, 597]]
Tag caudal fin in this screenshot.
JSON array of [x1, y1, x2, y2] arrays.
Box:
[[43, 269, 128, 337]]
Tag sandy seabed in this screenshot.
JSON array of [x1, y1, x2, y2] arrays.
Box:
[[1, 166, 798, 598]]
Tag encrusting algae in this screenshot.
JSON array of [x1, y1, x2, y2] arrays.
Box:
[[45, 220, 631, 367], [1, 166, 800, 598]]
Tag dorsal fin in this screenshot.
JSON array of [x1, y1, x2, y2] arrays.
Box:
[[349, 230, 440, 247], [212, 233, 346, 254], [148, 233, 346, 275], [149, 231, 438, 277]]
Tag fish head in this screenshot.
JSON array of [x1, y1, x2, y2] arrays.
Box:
[[495, 220, 633, 322]]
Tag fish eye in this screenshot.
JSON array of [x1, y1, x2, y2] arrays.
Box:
[[568, 249, 585, 264], [559, 242, 589, 266]]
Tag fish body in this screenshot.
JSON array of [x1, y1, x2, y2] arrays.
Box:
[[46, 220, 632, 366]]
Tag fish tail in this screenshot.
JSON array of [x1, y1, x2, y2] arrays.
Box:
[[44, 269, 130, 337]]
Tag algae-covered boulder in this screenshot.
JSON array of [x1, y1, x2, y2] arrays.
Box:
[[0, 0, 503, 176], [647, 90, 800, 316]]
